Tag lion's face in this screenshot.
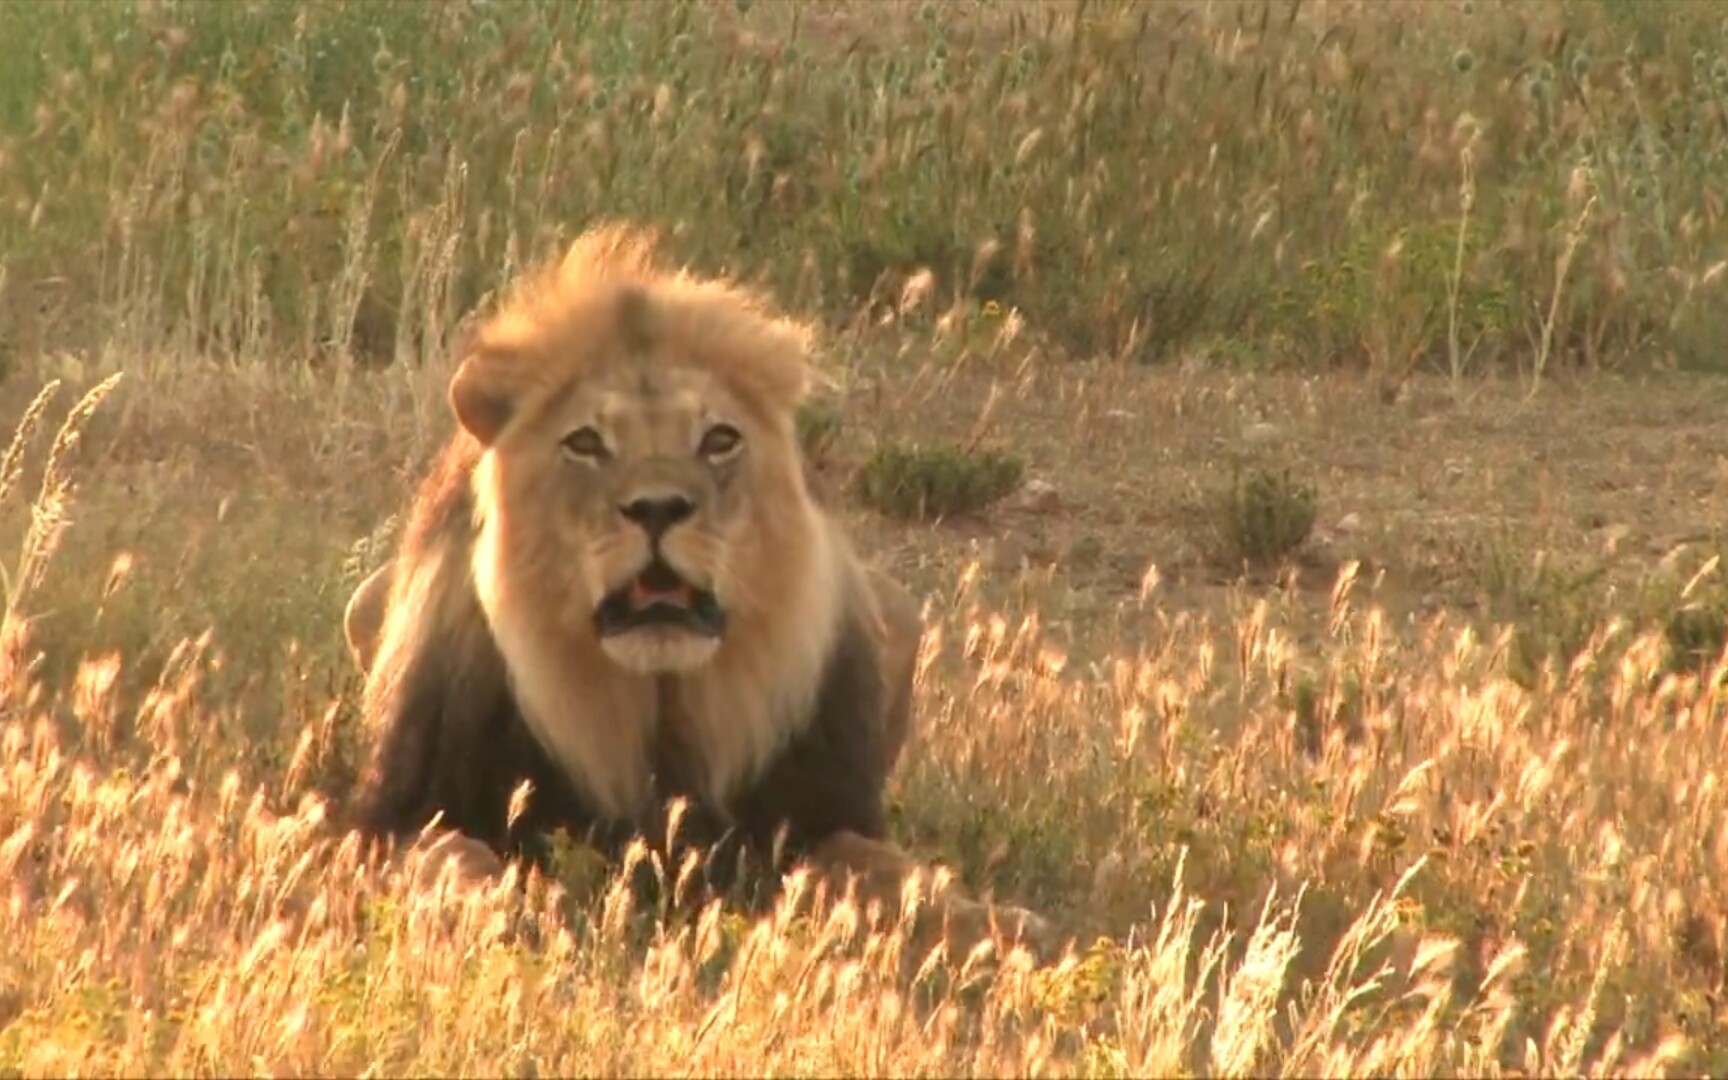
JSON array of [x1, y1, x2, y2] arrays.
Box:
[[532, 362, 766, 674], [452, 279, 817, 679]]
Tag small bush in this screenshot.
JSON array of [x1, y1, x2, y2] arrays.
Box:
[[1665, 603, 1728, 675], [853, 442, 1024, 521], [1472, 541, 1609, 687], [1206, 466, 1319, 570], [1473, 541, 1728, 686], [1657, 552, 1728, 676]]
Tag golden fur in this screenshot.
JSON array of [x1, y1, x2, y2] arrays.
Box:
[[346, 222, 1051, 956]]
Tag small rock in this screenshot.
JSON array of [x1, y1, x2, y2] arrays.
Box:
[[1335, 512, 1362, 535], [1019, 478, 1061, 513]]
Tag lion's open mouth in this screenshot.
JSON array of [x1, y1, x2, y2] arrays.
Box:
[[594, 557, 725, 638]]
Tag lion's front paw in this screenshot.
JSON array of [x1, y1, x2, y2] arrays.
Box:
[[941, 896, 1059, 964], [407, 829, 506, 893], [993, 902, 1055, 950]]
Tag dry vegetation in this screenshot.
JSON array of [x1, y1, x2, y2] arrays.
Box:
[[2, 0, 1728, 1074]]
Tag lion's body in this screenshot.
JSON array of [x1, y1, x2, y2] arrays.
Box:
[[349, 433, 909, 873], [344, 223, 1045, 948]]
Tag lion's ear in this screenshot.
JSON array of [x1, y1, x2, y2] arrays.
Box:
[[449, 344, 533, 446]]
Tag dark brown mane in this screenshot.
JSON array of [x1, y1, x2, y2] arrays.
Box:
[[396, 430, 482, 567]]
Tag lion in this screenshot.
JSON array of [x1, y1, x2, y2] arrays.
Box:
[[341, 222, 1051, 955]]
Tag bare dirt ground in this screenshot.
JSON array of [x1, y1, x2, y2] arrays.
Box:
[[830, 350, 1728, 665]]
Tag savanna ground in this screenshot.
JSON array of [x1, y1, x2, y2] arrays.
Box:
[[2, 0, 1728, 1075]]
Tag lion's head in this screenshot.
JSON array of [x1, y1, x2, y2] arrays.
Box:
[[450, 224, 832, 680]]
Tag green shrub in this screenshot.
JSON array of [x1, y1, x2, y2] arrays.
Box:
[[1471, 541, 1610, 688], [1206, 465, 1319, 570], [1665, 602, 1728, 675], [853, 442, 1023, 521]]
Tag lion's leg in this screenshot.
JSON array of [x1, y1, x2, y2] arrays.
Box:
[[807, 829, 1053, 957], [844, 573, 1054, 958], [344, 563, 393, 674]]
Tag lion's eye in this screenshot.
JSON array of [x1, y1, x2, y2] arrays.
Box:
[[698, 423, 743, 459], [561, 426, 609, 461]]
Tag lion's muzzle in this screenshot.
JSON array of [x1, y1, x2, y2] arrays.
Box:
[[594, 556, 726, 639], [590, 481, 729, 673]]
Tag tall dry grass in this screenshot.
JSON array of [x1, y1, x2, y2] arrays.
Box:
[[1, 0, 1727, 1075], [0, 374, 1721, 1073], [3, 0, 1727, 376]]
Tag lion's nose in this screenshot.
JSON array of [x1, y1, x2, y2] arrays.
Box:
[[620, 493, 697, 537]]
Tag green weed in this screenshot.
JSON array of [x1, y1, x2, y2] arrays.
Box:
[[854, 441, 1024, 521]]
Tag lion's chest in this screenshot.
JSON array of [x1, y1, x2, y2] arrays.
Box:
[[498, 639, 795, 827]]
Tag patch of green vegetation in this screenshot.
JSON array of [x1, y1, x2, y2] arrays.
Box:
[[854, 441, 1024, 521], [1205, 465, 1319, 571], [794, 400, 844, 466], [1473, 543, 1609, 688], [1665, 601, 1728, 676], [1279, 663, 1378, 756], [1649, 546, 1728, 678], [1470, 537, 1728, 688]]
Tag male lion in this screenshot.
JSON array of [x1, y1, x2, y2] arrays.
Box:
[[342, 222, 1050, 955]]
